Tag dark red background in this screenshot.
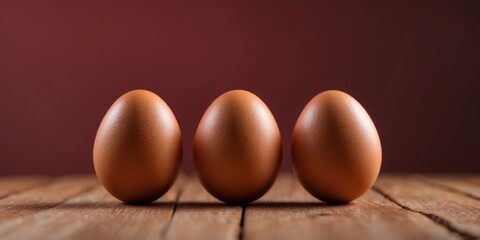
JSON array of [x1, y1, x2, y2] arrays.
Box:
[[1, 1, 479, 176]]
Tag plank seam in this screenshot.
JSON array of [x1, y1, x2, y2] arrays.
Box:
[[372, 186, 477, 240], [415, 176, 480, 201], [237, 204, 246, 240], [160, 182, 186, 239]]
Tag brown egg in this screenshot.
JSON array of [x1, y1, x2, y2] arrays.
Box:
[[93, 89, 182, 204], [194, 90, 282, 204], [292, 90, 381, 204]]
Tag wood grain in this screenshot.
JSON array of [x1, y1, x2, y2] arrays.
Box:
[[164, 177, 243, 240], [375, 175, 480, 239], [0, 175, 97, 226], [0, 175, 185, 240], [0, 174, 477, 239], [466, 177, 480, 186], [0, 176, 50, 199], [243, 174, 459, 240], [419, 175, 480, 200]]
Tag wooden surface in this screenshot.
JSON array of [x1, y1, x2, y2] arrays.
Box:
[[0, 174, 478, 240]]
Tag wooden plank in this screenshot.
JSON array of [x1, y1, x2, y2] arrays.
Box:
[[243, 174, 459, 240], [0, 174, 185, 240], [434, 175, 480, 186], [0, 175, 97, 225], [0, 176, 50, 199], [418, 175, 480, 199], [164, 177, 243, 240], [375, 175, 480, 239], [465, 177, 480, 186]]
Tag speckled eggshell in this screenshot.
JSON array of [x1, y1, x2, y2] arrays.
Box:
[[292, 90, 382, 204], [93, 89, 182, 204], [194, 89, 282, 204]]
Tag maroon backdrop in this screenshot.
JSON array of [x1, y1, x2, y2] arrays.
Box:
[[1, 1, 479, 176]]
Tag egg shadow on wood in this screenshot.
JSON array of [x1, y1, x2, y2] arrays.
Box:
[[3, 201, 354, 212], [245, 201, 355, 214], [249, 201, 354, 208], [174, 201, 354, 211], [174, 202, 240, 213]]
